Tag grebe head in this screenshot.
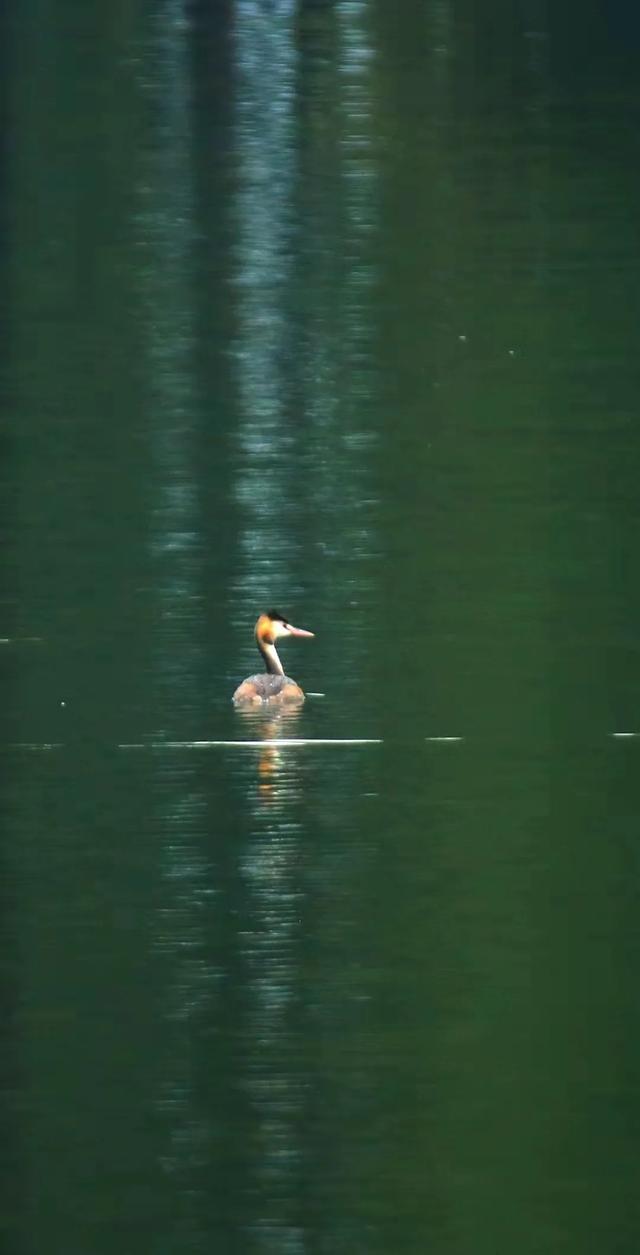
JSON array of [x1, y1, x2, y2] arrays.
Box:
[[232, 611, 315, 697], [256, 610, 315, 645]]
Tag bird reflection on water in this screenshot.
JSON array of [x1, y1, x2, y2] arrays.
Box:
[[233, 704, 305, 808]]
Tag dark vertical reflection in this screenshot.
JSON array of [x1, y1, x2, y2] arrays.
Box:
[[136, 0, 203, 738], [6, 1, 218, 1249], [152, 757, 215, 1255], [0, 6, 20, 1242], [134, 6, 213, 1251], [10, 1, 150, 747]]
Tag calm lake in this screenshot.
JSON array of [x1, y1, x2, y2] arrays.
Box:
[[4, 2, 640, 1252]]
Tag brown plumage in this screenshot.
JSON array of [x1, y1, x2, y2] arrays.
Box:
[[232, 611, 314, 705]]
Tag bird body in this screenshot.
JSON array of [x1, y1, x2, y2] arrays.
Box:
[[232, 611, 314, 705]]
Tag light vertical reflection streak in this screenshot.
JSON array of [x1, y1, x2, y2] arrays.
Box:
[[301, 0, 379, 694], [336, 0, 378, 395], [135, 5, 211, 1250], [304, 8, 380, 1248], [230, 5, 308, 1251], [230, 0, 300, 619], [230, 3, 379, 1252]]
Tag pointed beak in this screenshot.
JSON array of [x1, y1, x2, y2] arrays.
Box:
[[287, 624, 314, 638]]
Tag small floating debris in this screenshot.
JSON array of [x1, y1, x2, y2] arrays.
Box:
[[610, 732, 638, 739]]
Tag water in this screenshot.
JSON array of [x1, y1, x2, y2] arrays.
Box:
[[4, 2, 640, 1252]]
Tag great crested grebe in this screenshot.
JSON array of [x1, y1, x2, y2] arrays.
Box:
[[232, 610, 314, 704]]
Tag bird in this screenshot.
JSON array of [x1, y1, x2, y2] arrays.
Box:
[[232, 610, 314, 704]]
